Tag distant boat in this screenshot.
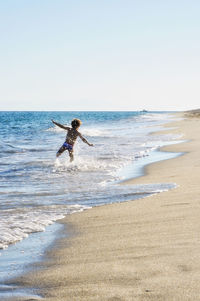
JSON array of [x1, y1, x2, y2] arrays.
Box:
[[141, 109, 148, 112]]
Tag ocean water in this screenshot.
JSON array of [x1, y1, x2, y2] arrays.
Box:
[[0, 110, 184, 299], [0, 111, 181, 252]]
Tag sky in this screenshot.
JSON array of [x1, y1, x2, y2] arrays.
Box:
[[0, 0, 200, 111]]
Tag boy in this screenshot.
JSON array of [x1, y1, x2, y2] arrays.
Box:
[[52, 118, 93, 162]]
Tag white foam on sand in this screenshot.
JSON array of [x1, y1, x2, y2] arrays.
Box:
[[0, 204, 90, 250]]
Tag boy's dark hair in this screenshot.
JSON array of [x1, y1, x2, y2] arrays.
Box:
[[71, 119, 82, 129]]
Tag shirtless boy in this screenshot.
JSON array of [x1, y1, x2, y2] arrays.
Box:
[[52, 119, 93, 162]]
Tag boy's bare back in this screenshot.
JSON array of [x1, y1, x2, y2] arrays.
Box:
[[66, 127, 85, 146]]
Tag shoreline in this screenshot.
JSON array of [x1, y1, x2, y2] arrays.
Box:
[[0, 114, 178, 279], [5, 112, 200, 300]]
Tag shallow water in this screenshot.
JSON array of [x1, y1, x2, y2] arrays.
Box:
[[0, 111, 183, 299], [0, 111, 181, 250]]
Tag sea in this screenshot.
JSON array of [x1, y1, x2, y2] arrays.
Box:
[[0, 111, 182, 298]]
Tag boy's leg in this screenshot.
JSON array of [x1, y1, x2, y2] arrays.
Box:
[[56, 145, 66, 157], [68, 150, 74, 162]]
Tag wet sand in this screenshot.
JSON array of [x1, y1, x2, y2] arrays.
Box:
[[8, 112, 200, 301]]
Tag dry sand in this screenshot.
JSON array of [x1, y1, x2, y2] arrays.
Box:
[[9, 112, 200, 301]]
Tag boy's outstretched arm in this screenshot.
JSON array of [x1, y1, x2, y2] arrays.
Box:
[[79, 133, 93, 146], [52, 120, 69, 130]]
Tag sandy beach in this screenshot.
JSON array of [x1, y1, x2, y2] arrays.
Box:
[[8, 112, 200, 301]]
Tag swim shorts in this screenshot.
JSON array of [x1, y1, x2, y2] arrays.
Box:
[[62, 142, 73, 151]]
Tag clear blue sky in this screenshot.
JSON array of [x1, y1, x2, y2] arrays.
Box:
[[0, 0, 200, 111]]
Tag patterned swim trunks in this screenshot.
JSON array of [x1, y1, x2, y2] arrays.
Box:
[[62, 142, 73, 151]]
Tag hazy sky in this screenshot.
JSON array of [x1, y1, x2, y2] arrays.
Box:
[[0, 0, 200, 111]]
